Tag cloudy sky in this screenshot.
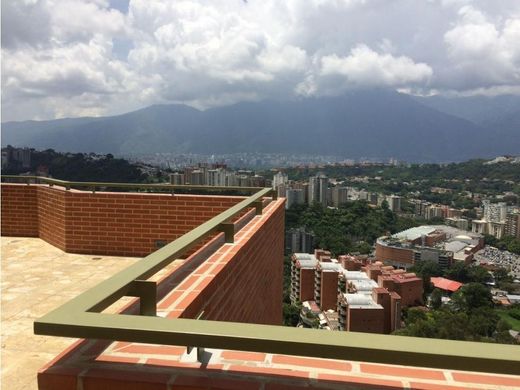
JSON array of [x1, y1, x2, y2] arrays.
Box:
[[2, 0, 520, 122]]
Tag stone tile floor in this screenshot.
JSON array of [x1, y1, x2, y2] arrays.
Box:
[[0, 237, 142, 390]]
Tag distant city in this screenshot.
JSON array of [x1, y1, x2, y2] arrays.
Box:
[[122, 152, 401, 170]]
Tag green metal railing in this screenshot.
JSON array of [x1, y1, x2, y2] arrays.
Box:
[[2, 176, 519, 376], [0, 175, 263, 194]]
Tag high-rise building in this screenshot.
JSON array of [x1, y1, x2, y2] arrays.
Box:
[[308, 174, 328, 207], [314, 262, 339, 311], [337, 287, 401, 334], [387, 195, 401, 213], [188, 170, 205, 185], [290, 253, 318, 304], [285, 188, 305, 209], [285, 227, 315, 254], [331, 187, 348, 208], [170, 172, 185, 185], [483, 200, 507, 222], [308, 176, 319, 204], [471, 200, 508, 238], [318, 175, 329, 207], [207, 168, 227, 186], [505, 213, 520, 239], [272, 172, 288, 189]]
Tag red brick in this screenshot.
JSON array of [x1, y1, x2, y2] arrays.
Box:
[[173, 375, 210, 388], [145, 358, 201, 368], [360, 363, 446, 381], [272, 355, 351, 371], [409, 382, 479, 390], [83, 368, 170, 388], [227, 365, 309, 379], [117, 344, 186, 356], [37, 368, 79, 390], [221, 351, 267, 362], [211, 377, 262, 390], [95, 355, 141, 364], [451, 372, 520, 387], [317, 373, 403, 389]]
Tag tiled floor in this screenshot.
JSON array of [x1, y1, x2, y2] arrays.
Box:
[[0, 237, 142, 390]]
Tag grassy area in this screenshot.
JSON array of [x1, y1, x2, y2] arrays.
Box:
[[496, 309, 520, 331]]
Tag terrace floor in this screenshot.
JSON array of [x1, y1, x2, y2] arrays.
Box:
[[0, 237, 183, 390]]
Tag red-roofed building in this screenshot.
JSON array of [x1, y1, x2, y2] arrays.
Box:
[[430, 277, 463, 293]]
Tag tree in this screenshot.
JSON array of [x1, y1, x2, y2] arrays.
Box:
[[493, 268, 512, 285], [467, 307, 499, 339], [451, 283, 493, 313], [484, 234, 498, 247], [404, 307, 428, 326], [444, 261, 469, 283], [468, 266, 492, 284], [283, 303, 301, 326], [507, 238, 520, 255], [411, 260, 442, 298], [430, 288, 443, 310]]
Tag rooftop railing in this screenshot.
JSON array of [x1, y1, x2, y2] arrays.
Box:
[[2, 175, 519, 376]]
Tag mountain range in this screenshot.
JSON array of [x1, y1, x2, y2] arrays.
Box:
[[2, 90, 519, 162]]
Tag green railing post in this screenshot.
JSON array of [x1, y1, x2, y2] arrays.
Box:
[[127, 280, 157, 317], [254, 201, 263, 215], [218, 223, 235, 243]]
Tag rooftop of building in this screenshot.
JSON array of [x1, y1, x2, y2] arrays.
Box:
[[379, 272, 423, 283], [350, 278, 379, 292], [343, 293, 383, 309], [343, 270, 371, 280], [318, 261, 341, 271], [2, 178, 519, 390], [4, 238, 510, 390], [293, 252, 318, 261], [1, 237, 152, 390], [430, 277, 464, 292], [391, 225, 482, 242]]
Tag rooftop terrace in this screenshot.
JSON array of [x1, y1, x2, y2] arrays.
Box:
[[1, 176, 519, 390], [1, 237, 146, 389]]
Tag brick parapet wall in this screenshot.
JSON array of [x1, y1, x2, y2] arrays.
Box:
[[1, 184, 244, 256], [38, 186, 67, 250], [1, 184, 39, 237], [188, 198, 285, 324]]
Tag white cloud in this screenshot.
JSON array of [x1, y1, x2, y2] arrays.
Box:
[[1, 0, 520, 121], [320, 45, 432, 87], [442, 5, 520, 90]]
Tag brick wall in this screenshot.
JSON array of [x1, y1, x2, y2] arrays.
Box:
[[379, 276, 423, 307], [1, 184, 244, 257], [63, 190, 243, 256], [348, 306, 385, 333], [320, 270, 338, 311], [181, 199, 285, 325], [38, 186, 67, 250], [375, 242, 414, 265], [299, 268, 315, 302], [1, 184, 38, 237]]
